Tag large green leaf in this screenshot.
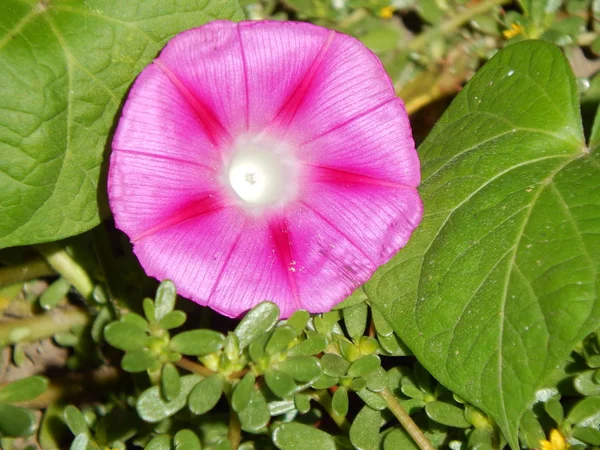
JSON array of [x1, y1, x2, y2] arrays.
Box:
[[367, 40, 600, 448], [0, 0, 243, 248]]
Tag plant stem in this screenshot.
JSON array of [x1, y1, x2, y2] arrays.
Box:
[[36, 242, 94, 300], [578, 32, 597, 47], [91, 224, 128, 317], [310, 389, 351, 433], [379, 388, 435, 450], [175, 357, 216, 377], [228, 406, 242, 449], [408, 0, 508, 52], [0, 306, 89, 344], [223, 382, 242, 450], [0, 258, 55, 287]]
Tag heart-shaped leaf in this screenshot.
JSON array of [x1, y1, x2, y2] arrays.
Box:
[[367, 40, 600, 448], [0, 0, 243, 248]]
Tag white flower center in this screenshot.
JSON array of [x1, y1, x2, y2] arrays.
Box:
[[226, 135, 299, 208]]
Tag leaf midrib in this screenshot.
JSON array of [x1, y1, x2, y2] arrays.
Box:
[[0, 6, 41, 51]]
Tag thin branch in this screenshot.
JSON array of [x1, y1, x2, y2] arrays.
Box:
[[379, 388, 435, 450], [0, 306, 89, 344], [0, 258, 55, 287], [175, 357, 216, 377], [36, 242, 94, 300]]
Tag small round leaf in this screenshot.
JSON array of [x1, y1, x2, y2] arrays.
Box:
[[104, 322, 148, 352], [343, 302, 368, 341], [232, 372, 255, 413], [175, 429, 201, 450], [146, 435, 171, 450], [238, 388, 270, 432], [277, 356, 322, 383], [273, 423, 336, 450], [265, 370, 297, 398], [332, 386, 349, 417], [347, 355, 381, 378], [63, 405, 88, 436], [161, 363, 181, 402], [265, 326, 296, 356], [169, 330, 224, 356], [189, 374, 224, 415], [234, 301, 279, 349], [155, 280, 177, 320], [137, 374, 201, 422], [349, 406, 382, 450], [158, 311, 187, 330], [287, 335, 327, 357], [0, 403, 37, 437], [0, 375, 47, 403], [121, 349, 156, 373], [294, 393, 311, 414], [425, 401, 470, 428], [39, 277, 70, 310], [320, 353, 350, 378]]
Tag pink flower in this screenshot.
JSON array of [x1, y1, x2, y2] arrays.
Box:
[[108, 20, 422, 318]]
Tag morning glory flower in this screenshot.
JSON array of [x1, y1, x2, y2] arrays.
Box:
[[108, 20, 422, 318]]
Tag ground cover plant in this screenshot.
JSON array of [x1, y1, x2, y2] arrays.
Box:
[[0, 0, 599, 449]]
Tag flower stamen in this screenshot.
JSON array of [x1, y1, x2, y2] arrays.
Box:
[[226, 135, 299, 209]]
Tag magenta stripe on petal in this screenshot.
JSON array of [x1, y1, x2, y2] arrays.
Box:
[[108, 20, 423, 318]]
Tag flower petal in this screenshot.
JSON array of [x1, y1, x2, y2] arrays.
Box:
[[108, 149, 224, 241], [112, 65, 221, 168], [299, 98, 420, 187], [155, 21, 332, 138], [300, 181, 423, 265], [207, 219, 299, 317], [237, 21, 331, 133], [268, 29, 398, 144], [133, 208, 248, 309], [155, 21, 246, 139], [276, 207, 379, 314]]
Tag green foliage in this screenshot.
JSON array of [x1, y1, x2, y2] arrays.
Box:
[[0, 0, 244, 248], [1, 1, 600, 450], [367, 40, 600, 448], [137, 374, 202, 423], [272, 423, 336, 450], [0, 376, 47, 438]]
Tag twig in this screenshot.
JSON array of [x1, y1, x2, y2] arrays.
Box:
[[36, 242, 94, 300], [578, 32, 598, 47], [175, 357, 215, 377], [379, 388, 435, 450], [223, 381, 242, 450], [228, 406, 242, 449], [0, 258, 55, 287], [0, 306, 89, 344]]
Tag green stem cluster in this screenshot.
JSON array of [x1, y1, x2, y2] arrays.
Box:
[[0, 306, 89, 345], [380, 388, 436, 450], [35, 242, 94, 300], [0, 258, 54, 287]]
